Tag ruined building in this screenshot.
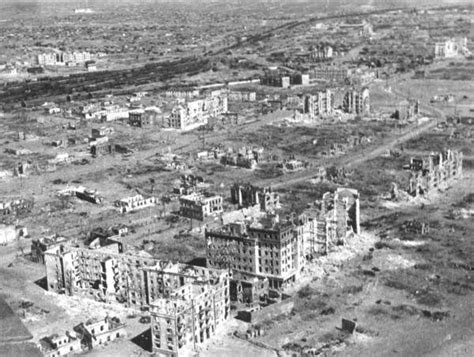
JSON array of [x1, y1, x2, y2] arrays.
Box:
[[303, 89, 334, 118], [114, 194, 156, 213], [167, 95, 228, 130], [221, 147, 263, 170], [395, 99, 420, 121], [39, 331, 82, 357], [179, 193, 223, 221], [342, 88, 370, 115], [406, 150, 463, 197], [318, 188, 360, 252], [206, 214, 315, 290], [230, 183, 280, 211], [312, 67, 350, 83], [434, 37, 470, 58], [44, 244, 230, 311], [73, 316, 126, 350], [149, 267, 230, 356], [0, 197, 34, 220], [310, 44, 334, 61], [206, 188, 360, 292], [128, 107, 161, 128]]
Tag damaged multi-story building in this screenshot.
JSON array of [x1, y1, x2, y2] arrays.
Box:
[[394, 99, 420, 121], [312, 67, 350, 83], [221, 147, 264, 170], [406, 150, 463, 197], [303, 89, 334, 118], [44, 244, 230, 356], [179, 192, 223, 221], [230, 183, 280, 212], [342, 88, 370, 115], [166, 94, 228, 131], [206, 188, 360, 293], [44, 244, 230, 309]]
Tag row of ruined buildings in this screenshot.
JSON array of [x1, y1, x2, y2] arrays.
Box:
[[39, 182, 360, 356], [406, 149, 463, 197]]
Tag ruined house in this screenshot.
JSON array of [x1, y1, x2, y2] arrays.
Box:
[[179, 193, 223, 221], [230, 183, 280, 212], [342, 88, 370, 115], [406, 150, 463, 197]]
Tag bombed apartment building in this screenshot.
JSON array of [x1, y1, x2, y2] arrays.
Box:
[[303, 89, 334, 118], [44, 243, 230, 311], [406, 150, 463, 197], [206, 214, 316, 290], [166, 94, 228, 130], [342, 88, 370, 115], [149, 266, 230, 356], [0, 197, 34, 220], [128, 107, 161, 128], [206, 188, 360, 290], [179, 192, 223, 221], [230, 183, 280, 212]]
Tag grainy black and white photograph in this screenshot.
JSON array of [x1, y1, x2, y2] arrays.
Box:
[[0, 0, 472, 356]]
